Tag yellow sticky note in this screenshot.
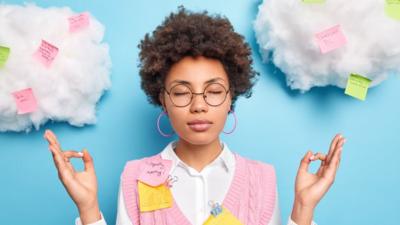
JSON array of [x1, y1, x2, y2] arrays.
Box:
[[0, 46, 10, 68], [303, 0, 325, 3], [138, 181, 173, 212], [344, 74, 371, 101], [385, 0, 400, 20], [203, 207, 243, 225]]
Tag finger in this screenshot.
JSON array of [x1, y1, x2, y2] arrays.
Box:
[[44, 130, 62, 149], [63, 150, 84, 160], [309, 152, 327, 162], [299, 150, 313, 173], [325, 146, 343, 178], [326, 134, 342, 164], [49, 145, 67, 170], [82, 149, 95, 173]]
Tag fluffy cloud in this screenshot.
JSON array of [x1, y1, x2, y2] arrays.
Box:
[[254, 0, 400, 92], [0, 4, 111, 132]]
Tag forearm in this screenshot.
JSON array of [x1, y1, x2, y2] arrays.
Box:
[[290, 201, 314, 225]]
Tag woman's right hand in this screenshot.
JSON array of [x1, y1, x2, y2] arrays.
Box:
[[44, 129, 102, 224]]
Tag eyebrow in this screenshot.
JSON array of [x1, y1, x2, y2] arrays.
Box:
[[170, 77, 226, 86]]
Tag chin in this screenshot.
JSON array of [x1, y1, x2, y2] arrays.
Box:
[[180, 132, 219, 146]]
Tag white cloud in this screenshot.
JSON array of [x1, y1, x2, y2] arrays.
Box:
[[254, 0, 400, 92], [0, 4, 111, 132]]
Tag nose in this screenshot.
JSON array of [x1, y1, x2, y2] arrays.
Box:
[[190, 93, 208, 113]]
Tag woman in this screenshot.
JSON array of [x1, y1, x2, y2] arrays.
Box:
[[44, 7, 345, 225]]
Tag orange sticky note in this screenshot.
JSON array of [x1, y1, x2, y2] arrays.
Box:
[[315, 25, 347, 54], [12, 88, 38, 114], [33, 40, 59, 68], [138, 181, 173, 212], [203, 207, 243, 225], [69, 12, 90, 33]]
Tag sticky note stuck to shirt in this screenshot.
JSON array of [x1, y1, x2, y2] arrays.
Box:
[[385, 0, 400, 20], [33, 40, 59, 68], [12, 88, 38, 114], [303, 0, 325, 3], [138, 181, 173, 212], [315, 25, 347, 54], [203, 207, 244, 225], [138, 159, 172, 186], [344, 74, 371, 101], [69, 12, 90, 33], [0, 46, 10, 68]]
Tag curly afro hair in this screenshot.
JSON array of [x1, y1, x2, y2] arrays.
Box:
[[138, 6, 259, 109]]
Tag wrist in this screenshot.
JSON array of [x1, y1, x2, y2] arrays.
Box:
[[78, 201, 101, 225], [291, 200, 315, 225]]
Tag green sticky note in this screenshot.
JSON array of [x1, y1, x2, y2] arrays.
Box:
[[0, 46, 10, 68], [303, 0, 325, 3], [385, 0, 400, 20], [344, 74, 371, 101]]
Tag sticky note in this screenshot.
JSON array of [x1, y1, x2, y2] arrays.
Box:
[[12, 88, 38, 114], [344, 74, 371, 101], [0, 46, 10, 68], [385, 0, 400, 20], [138, 159, 172, 186], [315, 25, 347, 54], [203, 207, 243, 225], [69, 12, 90, 33], [33, 40, 59, 68], [303, 0, 325, 3], [138, 181, 173, 212]]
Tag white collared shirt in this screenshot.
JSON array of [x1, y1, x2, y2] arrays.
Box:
[[76, 141, 316, 225]]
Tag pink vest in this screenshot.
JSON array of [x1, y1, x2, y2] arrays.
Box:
[[121, 153, 276, 225]]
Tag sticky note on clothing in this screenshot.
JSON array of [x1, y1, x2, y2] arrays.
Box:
[[0, 46, 10, 68], [33, 40, 59, 68], [315, 25, 347, 54], [12, 88, 38, 114], [203, 207, 243, 225], [303, 0, 325, 3], [138, 159, 173, 187], [69, 12, 90, 33], [344, 74, 371, 101], [138, 181, 173, 212], [385, 0, 400, 20]]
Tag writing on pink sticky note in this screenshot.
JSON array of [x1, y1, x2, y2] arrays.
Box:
[[315, 25, 347, 54], [33, 40, 59, 68], [12, 88, 38, 114], [69, 12, 90, 33], [138, 159, 173, 187]]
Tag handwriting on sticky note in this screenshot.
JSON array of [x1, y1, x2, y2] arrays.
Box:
[[33, 40, 59, 68], [203, 207, 244, 225], [344, 74, 371, 101], [315, 25, 347, 54], [0, 46, 10, 68], [138, 159, 172, 186], [385, 0, 400, 20], [138, 181, 173, 212], [303, 0, 325, 3], [69, 12, 90, 33], [12, 88, 38, 114]]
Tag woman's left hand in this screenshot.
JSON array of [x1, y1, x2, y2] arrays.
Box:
[[291, 134, 346, 225]]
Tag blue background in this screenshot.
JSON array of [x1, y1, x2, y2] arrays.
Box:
[[1, 0, 399, 225]]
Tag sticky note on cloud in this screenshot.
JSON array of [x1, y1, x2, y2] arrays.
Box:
[[385, 0, 400, 20], [33, 40, 59, 68], [344, 74, 371, 101], [315, 25, 347, 54], [0, 46, 10, 68], [69, 12, 90, 33], [12, 88, 38, 114]]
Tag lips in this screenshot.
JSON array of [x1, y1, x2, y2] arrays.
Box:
[[187, 119, 213, 132]]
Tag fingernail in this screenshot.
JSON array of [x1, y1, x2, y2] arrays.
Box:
[[309, 155, 315, 160], [78, 152, 83, 156]]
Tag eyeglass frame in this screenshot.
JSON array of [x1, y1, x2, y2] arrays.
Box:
[[163, 82, 231, 107]]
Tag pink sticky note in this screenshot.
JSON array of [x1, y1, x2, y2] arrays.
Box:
[[12, 88, 38, 114], [33, 40, 59, 68], [315, 25, 347, 54], [69, 12, 90, 33], [138, 159, 173, 186]]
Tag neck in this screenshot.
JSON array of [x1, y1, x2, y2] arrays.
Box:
[[174, 138, 223, 172]]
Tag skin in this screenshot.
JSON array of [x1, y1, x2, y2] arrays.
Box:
[[44, 56, 345, 225]]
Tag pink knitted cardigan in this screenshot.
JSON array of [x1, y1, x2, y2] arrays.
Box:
[[121, 153, 276, 225]]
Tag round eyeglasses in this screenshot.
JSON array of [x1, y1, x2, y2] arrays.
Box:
[[164, 83, 230, 107]]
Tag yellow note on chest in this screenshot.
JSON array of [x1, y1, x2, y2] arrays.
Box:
[[203, 207, 243, 225], [138, 181, 173, 212]]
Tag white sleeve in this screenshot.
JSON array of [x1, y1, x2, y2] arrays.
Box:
[[287, 217, 317, 225], [75, 212, 107, 225], [267, 188, 282, 225]]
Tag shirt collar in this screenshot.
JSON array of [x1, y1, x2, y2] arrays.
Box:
[[160, 141, 235, 174]]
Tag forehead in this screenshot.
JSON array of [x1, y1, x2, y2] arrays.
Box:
[[165, 56, 229, 86]]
